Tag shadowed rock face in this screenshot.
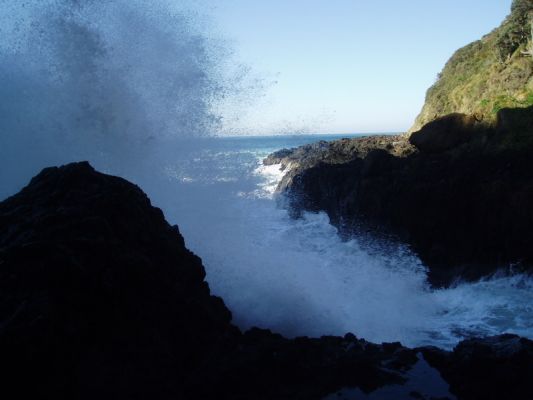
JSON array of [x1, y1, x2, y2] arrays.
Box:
[[264, 135, 416, 194], [409, 113, 486, 153], [267, 106, 533, 286], [0, 162, 418, 399], [0, 161, 237, 398], [1, 162, 532, 399], [422, 334, 533, 400]]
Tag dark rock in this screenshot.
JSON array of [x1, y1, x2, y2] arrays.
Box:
[[494, 105, 533, 150], [0, 161, 416, 399], [270, 106, 533, 286], [265, 135, 416, 195], [409, 113, 484, 153], [0, 161, 237, 399], [421, 335, 533, 400], [2, 161, 532, 399]]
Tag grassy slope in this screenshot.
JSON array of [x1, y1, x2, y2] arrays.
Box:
[[409, 0, 533, 133]]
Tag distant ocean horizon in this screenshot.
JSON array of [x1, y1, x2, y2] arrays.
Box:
[[217, 131, 402, 139]]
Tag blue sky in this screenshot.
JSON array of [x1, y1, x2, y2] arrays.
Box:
[[210, 0, 513, 134]]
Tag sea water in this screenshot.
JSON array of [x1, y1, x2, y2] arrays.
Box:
[[139, 134, 533, 350], [1, 0, 531, 351]]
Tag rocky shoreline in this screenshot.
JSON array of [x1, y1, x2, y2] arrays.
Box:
[[263, 0, 533, 287], [266, 107, 533, 286], [1, 162, 532, 399]]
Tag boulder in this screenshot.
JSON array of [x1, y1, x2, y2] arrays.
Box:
[[422, 334, 533, 400], [0, 161, 237, 399], [0, 162, 417, 399], [409, 113, 482, 153]]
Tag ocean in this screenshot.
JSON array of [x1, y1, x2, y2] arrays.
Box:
[[1, 0, 531, 351], [134, 134, 533, 350]]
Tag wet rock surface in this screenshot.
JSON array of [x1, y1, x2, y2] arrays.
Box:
[[264, 134, 416, 194], [267, 107, 533, 286], [1, 162, 531, 399], [0, 162, 412, 399], [421, 334, 533, 400], [0, 161, 236, 399]]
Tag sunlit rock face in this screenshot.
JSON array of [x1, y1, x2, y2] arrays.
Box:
[[409, 0, 533, 134]]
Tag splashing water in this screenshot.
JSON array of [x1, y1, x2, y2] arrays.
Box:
[[144, 135, 533, 350], [0, 0, 250, 197], [0, 1, 531, 351]]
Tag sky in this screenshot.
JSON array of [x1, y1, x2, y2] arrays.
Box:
[[208, 0, 514, 135]]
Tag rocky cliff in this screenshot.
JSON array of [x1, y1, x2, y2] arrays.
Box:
[[0, 162, 430, 399], [410, 0, 533, 133], [1, 162, 532, 399], [266, 0, 533, 285], [0, 161, 237, 398], [267, 106, 533, 285]]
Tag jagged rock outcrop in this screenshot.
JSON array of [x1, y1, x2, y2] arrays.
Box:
[[268, 106, 533, 285], [264, 3, 533, 286], [0, 161, 237, 399], [264, 134, 416, 194], [410, 0, 533, 133], [1, 162, 532, 399], [0, 162, 422, 399], [422, 334, 533, 400], [409, 113, 486, 153]]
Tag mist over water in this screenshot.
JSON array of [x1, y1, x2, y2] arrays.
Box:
[[0, 0, 245, 198], [1, 1, 532, 350], [149, 136, 533, 349]]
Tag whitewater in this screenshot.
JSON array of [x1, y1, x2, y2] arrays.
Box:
[[135, 135, 532, 350], [0, 0, 531, 350]]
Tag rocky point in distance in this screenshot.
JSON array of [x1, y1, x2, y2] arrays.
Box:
[[265, 0, 533, 286], [1, 0, 532, 398]]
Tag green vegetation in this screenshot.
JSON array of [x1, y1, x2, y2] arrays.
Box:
[[409, 0, 533, 133], [491, 91, 533, 114]]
